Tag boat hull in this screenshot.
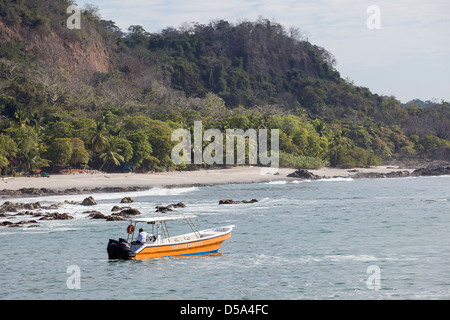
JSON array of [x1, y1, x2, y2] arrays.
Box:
[[131, 231, 231, 260]]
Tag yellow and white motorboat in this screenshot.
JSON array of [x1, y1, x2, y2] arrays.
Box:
[[107, 215, 234, 260]]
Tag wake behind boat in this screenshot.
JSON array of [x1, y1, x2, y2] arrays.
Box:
[[107, 215, 234, 260]]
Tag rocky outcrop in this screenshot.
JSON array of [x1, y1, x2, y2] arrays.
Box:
[[171, 202, 187, 208], [155, 202, 186, 213], [219, 199, 258, 205], [85, 211, 107, 219], [106, 215, 126, 221], [38, 213, 73, 220], [0, 201, 58, 213], [287, 169, 320, 180], [1, 220, 40, 228], [287, 166, 450, 181], [81, 196, 97, 206], [120, 197, 134, 203], [351, 167, 450, 179], [411, 166, 450, 177], [353, 171, 411, 179], [155, 205, 173, 213], [117, 208, 141, 216]]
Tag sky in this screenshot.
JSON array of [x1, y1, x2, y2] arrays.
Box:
[[74, 0, 450, 103]]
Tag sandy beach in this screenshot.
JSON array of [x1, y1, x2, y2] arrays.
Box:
[[0, 166, 415, 193]]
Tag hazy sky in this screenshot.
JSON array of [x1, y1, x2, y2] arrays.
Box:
[[74, 0, 450, 103]]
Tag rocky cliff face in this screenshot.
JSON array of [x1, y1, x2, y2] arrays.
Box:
[[0, 16, 111, 77]]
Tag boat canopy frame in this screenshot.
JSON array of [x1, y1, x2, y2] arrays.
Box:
[[126, 215, 201, 243]]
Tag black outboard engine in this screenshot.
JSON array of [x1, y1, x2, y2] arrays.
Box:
[[107, 239, 119, 259], [107, 238, 135, 260]]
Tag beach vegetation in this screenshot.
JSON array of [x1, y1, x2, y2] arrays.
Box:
[[0, 1, 448, 175]]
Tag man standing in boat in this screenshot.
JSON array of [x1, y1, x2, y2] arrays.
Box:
[[137, 228, 155, 244]]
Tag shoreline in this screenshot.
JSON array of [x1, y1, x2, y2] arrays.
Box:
[[1, 165, 449, 199]]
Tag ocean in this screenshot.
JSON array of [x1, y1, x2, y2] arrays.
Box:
[[0, 175, 449, 300]]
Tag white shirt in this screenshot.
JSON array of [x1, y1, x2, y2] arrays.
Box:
[[137, 232, 149, 243]]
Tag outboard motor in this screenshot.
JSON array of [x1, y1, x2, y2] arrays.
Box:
[[107, 239, 119, 259], [107, 238, 135, 260]]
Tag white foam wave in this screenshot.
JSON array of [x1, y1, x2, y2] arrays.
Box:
[[291, 179, 312, 184], [265, 180, 288, 185], [317, 177, 354, 182], [323, 254, 378, 262], [2, 186, 199, 204]]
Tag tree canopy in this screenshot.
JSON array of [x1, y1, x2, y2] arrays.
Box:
[[0, 1, 448, 175]]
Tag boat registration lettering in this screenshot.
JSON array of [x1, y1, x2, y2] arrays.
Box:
[[172, 241, 203, 250]]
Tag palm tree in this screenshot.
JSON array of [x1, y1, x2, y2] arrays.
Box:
[[329, 131, 353, 166], [14, 108, 29, 127], [90, 121, 109, 153], [314, 120, 330, 138], [98, 141, 124, 171]]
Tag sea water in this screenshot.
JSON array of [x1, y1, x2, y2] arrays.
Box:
[[0, 175, 449, 300]]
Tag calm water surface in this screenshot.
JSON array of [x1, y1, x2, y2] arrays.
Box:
[[0, 175, 449, 299]]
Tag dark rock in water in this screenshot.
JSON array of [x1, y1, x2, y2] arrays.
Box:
[[0, 201, 59, 213], [39, 213, 73, 220], [171, 202, 186, 208], [118, 208, 141, 216], [87, 212, 107, 219], [14, 211, 34, 216], [111, 207, 141, 218], [242, 199, 258, 203], [0, 201, 41, 213], [219, 199, 258, 205], [106, 215, 126, 221], [14, 220, 38, 225], [155, 205, 173, 213], [111, 205, 121, 212], [84, 210, 103, 216], [120, 197, 134, 203], [219, 199, 236, 205], [353, 171, 411, 179], [411, 166, 450, 177], [81, 196, 97, 206], [155, 202, 186, 212], [287, 169, 320, 180]]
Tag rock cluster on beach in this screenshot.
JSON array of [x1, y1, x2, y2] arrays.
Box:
[[287, 169, 320, 180], [287, 166, 450, 180], [411, 166, 450, 176]]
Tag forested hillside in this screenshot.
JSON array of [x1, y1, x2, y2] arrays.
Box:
[[0, 0, 449, 175]]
